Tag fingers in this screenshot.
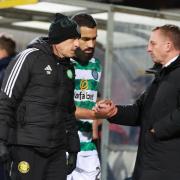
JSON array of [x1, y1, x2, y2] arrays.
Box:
[[93, 99, 117, 119], [97, 99, 110, 104], [93, 99, 115, 112], [150, 128, 155, 134], [107, 106, 118, 118], [97, 99, 113, 108]]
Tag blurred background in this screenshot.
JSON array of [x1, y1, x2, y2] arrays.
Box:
[[91, 0, 180, 10], [0, 0, 179, 179]]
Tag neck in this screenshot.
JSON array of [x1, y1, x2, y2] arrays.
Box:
[[163, 51, 179, 65]]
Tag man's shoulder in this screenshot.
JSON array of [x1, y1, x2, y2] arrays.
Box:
[[91, 58, 102, 72], [90, 57, 100, 63], [12, 48, 42, 68], [17, 48, 40, 59], [89, 57, 101, 67], [71, 57, 102, 72]]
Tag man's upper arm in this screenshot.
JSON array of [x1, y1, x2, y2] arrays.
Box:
[[1, 48, 38, 100], [0, 48, 38, 141]]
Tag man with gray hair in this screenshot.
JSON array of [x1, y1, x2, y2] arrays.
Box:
[[94, 24, 180, 180]]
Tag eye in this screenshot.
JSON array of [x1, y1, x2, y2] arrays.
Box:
[[92, 37, 97, 41], [81, 37, 90, 41], [81, 37, 96, 41], [150, 41, 156, 46]]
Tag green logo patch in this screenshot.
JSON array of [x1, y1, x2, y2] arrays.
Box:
[[67, 69, 73, 79]]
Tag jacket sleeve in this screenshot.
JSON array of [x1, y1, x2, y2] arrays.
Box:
[[65, 104, 80, 153], [0, 48, 38, 142], [108, 91, 146, 126], [65, 64, 80, 153]]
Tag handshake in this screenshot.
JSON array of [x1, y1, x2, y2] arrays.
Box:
[[92, 99, 118, 119]]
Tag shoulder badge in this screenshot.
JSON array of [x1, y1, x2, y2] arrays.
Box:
[[92, 69, 98, 80], [67, 69, 73, 79]]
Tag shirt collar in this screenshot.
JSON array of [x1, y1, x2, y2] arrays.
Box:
[[163, 55, 179, 67]]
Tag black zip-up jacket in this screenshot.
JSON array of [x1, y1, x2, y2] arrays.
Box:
[[0, 56, 14, 87], [0, 37, 80, 153], [109, 56, 180, 180]]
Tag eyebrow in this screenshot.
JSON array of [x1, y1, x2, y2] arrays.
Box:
[[81, 36, 97, 40]]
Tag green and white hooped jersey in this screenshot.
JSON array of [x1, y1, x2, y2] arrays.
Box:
[[72, 57, 102, 155]]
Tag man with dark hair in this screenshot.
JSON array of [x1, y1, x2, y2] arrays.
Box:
[[0, 13, 80, 180], [0, 35, 16, 87], [95, 24, 180, 180], [67, 13, 102, 180], [0, 34, 16, 180]]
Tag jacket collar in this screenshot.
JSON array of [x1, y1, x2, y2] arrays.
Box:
[[153, 55, 180, 83]]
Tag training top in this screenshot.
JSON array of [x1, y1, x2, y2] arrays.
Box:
[[0, 37, 80, 153]]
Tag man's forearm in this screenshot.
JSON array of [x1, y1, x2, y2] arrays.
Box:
[[75, 107, 96, 119]]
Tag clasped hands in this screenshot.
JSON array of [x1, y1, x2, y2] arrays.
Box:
[[92, 99, 118, 119]]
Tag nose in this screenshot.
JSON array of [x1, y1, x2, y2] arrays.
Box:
[[74, 39, 79, 48], [147, 44, 151, 52], [87, 40, 94, 48]]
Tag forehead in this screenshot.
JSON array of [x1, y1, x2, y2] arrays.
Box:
[[80, 26, 97, 37], [150, 29, 166, 41]]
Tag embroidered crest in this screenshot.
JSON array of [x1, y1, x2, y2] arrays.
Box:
[[18, 161, 30, 174], [67, 69, 73, 79], [91, 69, 98, 80]]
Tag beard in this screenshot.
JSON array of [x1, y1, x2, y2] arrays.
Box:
[[74, 47, 94, 66]]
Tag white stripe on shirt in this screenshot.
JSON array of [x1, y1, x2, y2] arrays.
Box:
[[4, 48, 38, 97]]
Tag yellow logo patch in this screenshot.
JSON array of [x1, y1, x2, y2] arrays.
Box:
[[80, 80, 88, 90], [18, 161, 30, 174]]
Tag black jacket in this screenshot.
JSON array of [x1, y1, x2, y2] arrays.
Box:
[[0, 56, 14, 87], [0, 37, 80, 153], [109, 55, 180, 180]]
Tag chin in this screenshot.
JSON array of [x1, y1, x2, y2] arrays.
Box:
[[154, 59, 160, 63], [85, 53, 93, 59]]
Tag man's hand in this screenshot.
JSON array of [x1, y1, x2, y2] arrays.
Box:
[[66, 152, 77, 175], [150, 128, 155, 134], [93, 99, 118, 118]]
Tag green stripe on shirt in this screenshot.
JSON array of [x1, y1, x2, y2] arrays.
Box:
[[80, 142, 96, 151]]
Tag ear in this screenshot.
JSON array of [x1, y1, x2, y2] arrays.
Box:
[[165, 41, 172, 52], [0, 49, 8, 59]]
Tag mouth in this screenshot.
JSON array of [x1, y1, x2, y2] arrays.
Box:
[[85, 51, 93, 54], [149, 53, 154, 58], [84, 48, 94, 54]]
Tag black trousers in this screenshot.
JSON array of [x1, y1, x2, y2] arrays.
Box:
[[9, 145, 67, 180], [0, 162, 11, 180]]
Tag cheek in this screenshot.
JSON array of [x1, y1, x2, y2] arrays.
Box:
[[62, 48, 70, 55], [79, 42, 87, 49], [70, 47, 75, 54], [156, 46, 164, 54], [153, 46, 160, 53]]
